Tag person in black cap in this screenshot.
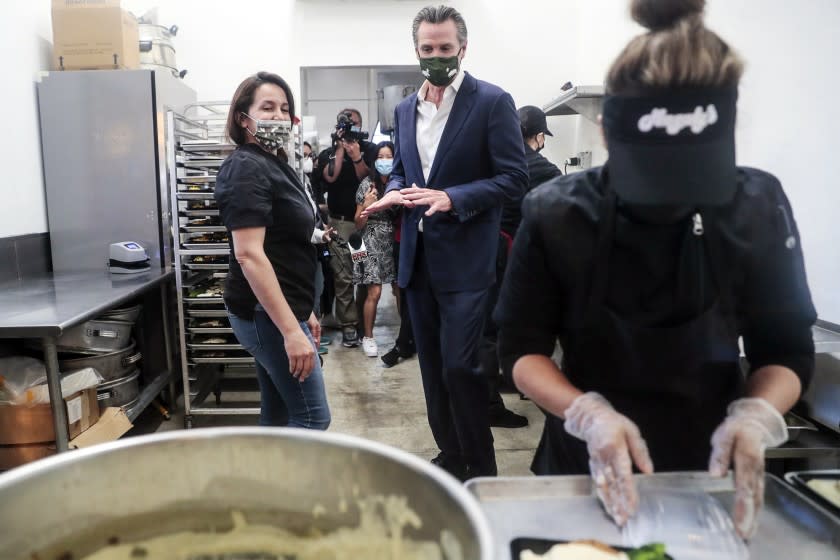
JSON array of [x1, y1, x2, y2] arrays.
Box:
[[495, 0, 815, 540], [500, 106, 563, 238]]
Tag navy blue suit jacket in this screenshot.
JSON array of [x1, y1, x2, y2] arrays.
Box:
[[387, 72, 527, 291]]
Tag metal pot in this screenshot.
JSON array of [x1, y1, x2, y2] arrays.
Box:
[[96, 369, 140, 409], [98, 304, 142, 323], [0, 429, 494, 560], [138, 23, 187, 78], [59, 340, 141, 381], [56, 319, 133, 353]]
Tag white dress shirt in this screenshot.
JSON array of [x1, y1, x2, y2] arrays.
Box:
[[414, 69, 465, 231]]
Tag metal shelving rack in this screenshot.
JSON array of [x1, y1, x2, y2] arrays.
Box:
[[167, 105, 297, 428]]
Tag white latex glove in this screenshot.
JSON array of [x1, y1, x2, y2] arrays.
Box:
[[709, 397, 788, 539], [564, 392, 654, 526]]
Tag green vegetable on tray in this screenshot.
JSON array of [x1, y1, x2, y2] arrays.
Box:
[[628, 543, 668, 560]]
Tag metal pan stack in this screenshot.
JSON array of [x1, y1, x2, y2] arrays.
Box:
[[56, 305, 143, 411]]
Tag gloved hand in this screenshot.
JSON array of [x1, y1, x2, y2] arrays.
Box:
[[709, 397, 788, 539], [564, 392, 654, 526]]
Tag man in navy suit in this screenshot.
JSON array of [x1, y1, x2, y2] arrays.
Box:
[[363, 5, 527, 479]]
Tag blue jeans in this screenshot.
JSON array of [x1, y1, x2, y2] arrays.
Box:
[[228, 306, 331, 430]]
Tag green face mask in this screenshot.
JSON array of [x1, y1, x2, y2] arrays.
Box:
[[419, 50, 461, 87]]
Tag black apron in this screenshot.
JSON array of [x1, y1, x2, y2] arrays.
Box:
[[532, 191, 745, 475]]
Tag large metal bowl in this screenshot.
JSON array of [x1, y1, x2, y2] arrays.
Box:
[[0, 428, 494, 560]]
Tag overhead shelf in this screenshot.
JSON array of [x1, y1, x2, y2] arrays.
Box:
[[542, 85, 605, 124]]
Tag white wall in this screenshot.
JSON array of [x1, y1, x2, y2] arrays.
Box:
[[568, 0, 840, 322], [0, 2, 52, 237], [3, 0, 838, 321]]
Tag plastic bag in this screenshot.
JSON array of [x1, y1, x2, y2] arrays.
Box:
[[623, 489, 749, 560], [0, 356, 47, 403], [22, 367, 102, 404]]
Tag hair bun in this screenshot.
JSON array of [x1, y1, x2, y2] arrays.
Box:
[[631, 0, 705, 31]]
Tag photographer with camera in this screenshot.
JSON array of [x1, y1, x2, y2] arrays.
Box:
[[317, 108, 377, 347]]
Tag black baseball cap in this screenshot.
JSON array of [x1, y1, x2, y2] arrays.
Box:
[[602, 88, 738, 206], [518, 105, 553, 137]]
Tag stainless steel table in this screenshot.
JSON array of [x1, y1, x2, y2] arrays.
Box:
[[0, 269, 175, 452], [467, 472, 840, 560]]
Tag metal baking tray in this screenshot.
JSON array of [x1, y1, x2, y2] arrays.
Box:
[[466, 472, 840, 560], [186, 327, 233, 335], [180, 141, 237, 153], [178, 184, 214, 192], [190, 356, 255, 364], [184, 263, 229, 271], [785, 470, 840, 518], [186, 309, 228, 318], [187, 343, 243, 351], [786, 411, 820, 441], [180, 225, 226, 233], [181, 209, 220, 217], [177, 192, 215, 200], [183, 243, 229, 250], [181, 159, 223, 169], [177, 175, 215, 183], [182, 297, 224, 305]]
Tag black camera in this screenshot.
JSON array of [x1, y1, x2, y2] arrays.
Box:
[[331, 112, 369, 144]]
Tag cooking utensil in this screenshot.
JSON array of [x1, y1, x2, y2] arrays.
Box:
[[0, 428, 494, 560], [56, 319, 134, 352], [98, 304, 142, 323], [96, 369, 141, 409], [785, 470, 840, 517], [59, 340, 141, 382]]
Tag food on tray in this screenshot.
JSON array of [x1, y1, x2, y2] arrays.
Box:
[[190, 232, 229, 244], [185, 184, 205, 191], [805, 478, 840, 508], [195, 351, 224, 358], [201, 337, 228, 345], [196, 319, 224, 328], [190, 255, 227, 264], [187, 200, 216, 210], [520, 542, 668, 560], [188, 279, 224, 298], [186, 216, 221, 227]]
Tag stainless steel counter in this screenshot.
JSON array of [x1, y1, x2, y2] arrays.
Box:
[[467, 472, 840, 560], [0, 269, 173, 337], [0, 269, 175, 451], [814, 323, 840, 354]]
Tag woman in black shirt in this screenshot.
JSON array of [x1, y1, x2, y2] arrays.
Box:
[[496, 0, 815, 539], [215, 72, 330, 430]]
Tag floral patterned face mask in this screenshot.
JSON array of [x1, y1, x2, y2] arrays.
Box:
[[241, 112, 290, 151]]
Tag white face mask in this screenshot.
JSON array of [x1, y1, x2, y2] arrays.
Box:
[[302, 158, 314, 173]]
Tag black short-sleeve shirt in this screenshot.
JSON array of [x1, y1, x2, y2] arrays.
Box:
[[316, 140, 378, 219], [215, 144, 317, 321]]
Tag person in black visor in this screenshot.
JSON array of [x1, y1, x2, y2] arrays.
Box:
[[495, 0, 816, 540]]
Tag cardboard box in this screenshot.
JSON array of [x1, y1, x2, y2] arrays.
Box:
[[0, 407, 132, 471], [70, 406, 133, 449], [51, 0, 140, 71], [0, 386, 100, 445]]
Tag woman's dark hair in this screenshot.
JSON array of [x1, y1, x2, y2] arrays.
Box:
[[226, 72, 296, 145], [371, 141, 395, 197], [606, 0, 743, 95]]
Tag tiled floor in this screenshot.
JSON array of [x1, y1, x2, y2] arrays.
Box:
[[134, 291, 543, 476]]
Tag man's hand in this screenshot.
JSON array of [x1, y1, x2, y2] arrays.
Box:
[[342, 139, 361, 162], [401, 184, 453, 216], [321, 225, 336, 243], [361, 189, 403, 217]]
